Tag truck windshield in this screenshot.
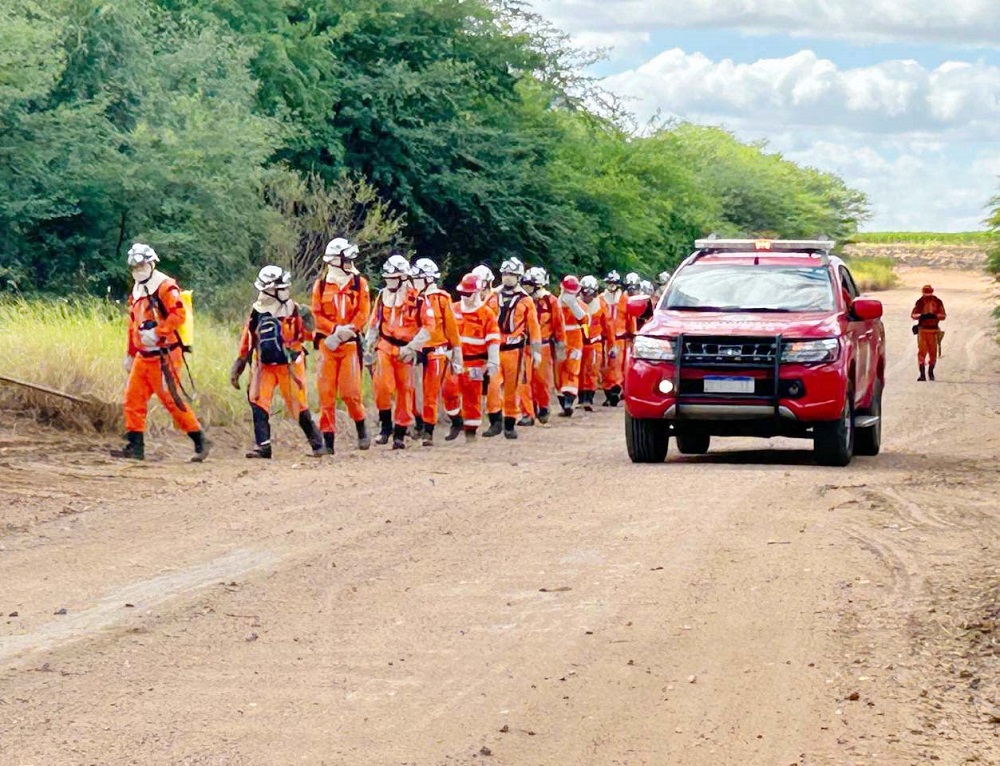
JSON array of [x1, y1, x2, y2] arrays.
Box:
[[663, 265, 836, 313]]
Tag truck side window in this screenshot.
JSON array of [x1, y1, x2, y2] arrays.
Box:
[[840, 267, 859, 301]]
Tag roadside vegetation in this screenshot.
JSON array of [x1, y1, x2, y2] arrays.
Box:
[[850, 232, 992, 247], [843, 256, 898, 292]]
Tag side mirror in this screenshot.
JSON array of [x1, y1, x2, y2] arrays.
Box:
[[851, 298, 883, 321], [626, 295, 650, 318]]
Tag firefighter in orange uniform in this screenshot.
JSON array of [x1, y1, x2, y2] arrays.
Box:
[[367, 254, 422, 449], [599, 270, 628, 407], [230, 266, 324, 458], [112, 244, 209, 462], [555, 274, 586, 417], [911, 284, 946, 381], [410, 257, 461, 446], [579, 276, 611, 411], [311, 238, 371, 454], [519, 266, 564, 425], [448, 273, 501, 441]]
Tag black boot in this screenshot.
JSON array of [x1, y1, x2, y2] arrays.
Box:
[[918, 364, 926, 382], [464, 426, 478, 442], [392, 424, 407, 450], [445, 414, 464, 441], [422, 424, 435, 447], [517, 415, 535, 427], [582, 391, 594, 412], [537, 407, 550, 425], [558, 394, 576, 417], [299, 411, 325, 456], [323, 432, 336, 455], [189, 430, 212, 463], [355, 419, 371, 451], [246, 443, 272, 459], [411, 416, 425, 441], [110, 431, 144, 460], [928, 363, 936, 381], [483, 412, 503, 438], [503, 416, 518, 440], [375, 409, 393, 445]]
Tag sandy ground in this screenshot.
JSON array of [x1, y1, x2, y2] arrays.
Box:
[[1, 265, 998, 766]]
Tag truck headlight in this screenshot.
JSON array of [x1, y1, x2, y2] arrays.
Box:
[[633, 336, 676, 362], [781, 338, 840, 364]]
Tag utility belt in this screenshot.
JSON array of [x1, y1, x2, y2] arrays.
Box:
[[379, 331, 410, 348], [417, 345, 450, 364], [138, 343, 181, 358], [585, 335, 603, 346], [615, 333, 630, 341], [500, 338, 525, 352], [464, 352, 489, 362]]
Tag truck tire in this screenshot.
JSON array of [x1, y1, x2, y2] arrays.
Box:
[[814, 394, 855, 467], [675, 429, 710, 455], [625, 412, 669, 463], [854, 380, 882, 456]]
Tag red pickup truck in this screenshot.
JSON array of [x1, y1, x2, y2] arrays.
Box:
[[623, 239, 886, 466]]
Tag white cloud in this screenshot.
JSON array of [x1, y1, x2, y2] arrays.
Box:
[[601, 49, 1000, 140], [532, 0, 1000, 48]]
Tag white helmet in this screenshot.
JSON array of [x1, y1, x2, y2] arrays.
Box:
[[499, 257, 525, 276], [604, 270, 622, 286], [323, 237, 359, 263], [381, 253, 410, 277], [656, 270, 671, 286], [640, 279, 655, 296], [472, 265, 495, 286], [580, 275, 600, 293], [411, 257, 440, 281], [525, 266, 548, 286], [126, 243, 159, 267], [255, 265, 292, 292], [624, 272, 641, 287]]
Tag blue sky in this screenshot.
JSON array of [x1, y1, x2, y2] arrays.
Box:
[[532, 1, 1000, 231]]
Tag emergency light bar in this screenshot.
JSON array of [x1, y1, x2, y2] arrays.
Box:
[[694, 238, 835, 252]]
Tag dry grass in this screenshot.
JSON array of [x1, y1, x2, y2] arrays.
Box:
[[844, 256, 898, 293]]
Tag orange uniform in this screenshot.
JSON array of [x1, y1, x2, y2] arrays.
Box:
[[581, 300, 611, 398], [370, 287, 420, 427], [442, 300, 500, 429], [312, 274, 370, 435], [124, 277, 201, 435], [237, 307, 310, 418], [523, 290, 565, 417], [912, 294, 946, 367], [600, 291, 628, 398], [485, 289, 504, 416], [494, 289, 541, 422], [556, 297, 586, 398], [415, 287, 461, 427]]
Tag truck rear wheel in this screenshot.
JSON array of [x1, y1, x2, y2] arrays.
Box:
[[675, 429, 711, 455], [814, 395, 855, 467], [854, 380, 882, 456], [625, 413, 669, 463]]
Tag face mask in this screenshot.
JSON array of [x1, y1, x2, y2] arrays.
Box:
[[276, 289, 290, 302], [131, 264, 153, 282], [412, 278, 428, 293], [385, 277, 403, 292], [501, 275, 519, 288], [461, 295, 477, 310]]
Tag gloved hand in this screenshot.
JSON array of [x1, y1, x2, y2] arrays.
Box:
[[122, 355, 134, 373], [324, 334, 342, 352], [229, 356, 248, 390], [363, 350, 375, 367], [451, 348, 465, 375], [139, 327, 159, 349], [399, 346, 417, 364], [920, 312, 936, 321], [569, 348, 582, 361], [555, 342, 567, 362], [486, 361, 499, 377], [532, 350, 542, 365], [334, 325, 356, 343], [608, 346, 618, 359]]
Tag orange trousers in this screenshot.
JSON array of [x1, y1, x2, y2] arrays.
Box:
[[318, 343, 365, 433], [124, 349, 201, 433], [374, 348, 415, 427], [602, 340, 625, 391], [519, 355, 536, 417], [917, 329, 939, 365], [556, 343, 583, 396], [529, 344, 555, 413], [500, 347, 528, 418], [249, 358, 307, 418], [418, 352, 449, 425], [581, 341, 604, 393], [458, 368, 487, 427], [443, 367, 461, 418], [486, 364, 503, 415]]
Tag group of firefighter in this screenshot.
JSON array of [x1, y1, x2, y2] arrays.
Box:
[[111, 239, 669, 461]]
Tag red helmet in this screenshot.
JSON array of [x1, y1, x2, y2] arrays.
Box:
[[457, 273, 481, 295], [561, 275, 581, 294]]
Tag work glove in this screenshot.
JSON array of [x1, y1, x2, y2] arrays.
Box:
[[230, 357, 248, 390], [363, 350, 375, 367], [451, 348, 465, 375], [324, 334, 342, 352], [920, 312, 936, 321], [334, 325, 356, 343], [122, 355, 134, 374], [399, 346, 417, 364], [555, 342, 567, 362], [531, 344, 543, 366], [608, 346, 619, 359], [486, 361, 499, 377], [139, 327, 159, 349], [569, 348, 582, 361]]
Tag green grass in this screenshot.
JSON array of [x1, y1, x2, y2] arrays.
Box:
[[843, 256, 898, 292], [850, 231, 993, 246], [0, 298, 248, 429]]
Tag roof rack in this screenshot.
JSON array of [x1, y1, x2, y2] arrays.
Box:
[[691, 238, 834, 266]]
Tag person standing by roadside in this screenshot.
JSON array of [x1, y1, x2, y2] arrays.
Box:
[[911, 284, 946, 381]]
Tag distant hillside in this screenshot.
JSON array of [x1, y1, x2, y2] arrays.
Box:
[[844, 242, 988, 271]]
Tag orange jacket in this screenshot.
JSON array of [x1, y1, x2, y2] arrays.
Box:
[[911, 295, 946, 330], [418, 287, 461, 349], [312, 275, 370, 339], [495, 290, 541, 348], [584, 300, 611, 349], [453, 301, 500, 365], [560, 300, 585, 350], [128, 277, 185, 356], [370, 287, 420, 349], [237, 306, 309, 361], [533, 291, 566, 344], [602, 292, 629, 340]]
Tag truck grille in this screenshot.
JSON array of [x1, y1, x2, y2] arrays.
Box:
[[681, 336, 778, 368]]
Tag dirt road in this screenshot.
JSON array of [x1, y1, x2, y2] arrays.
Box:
[[1, 266, 998, 766]]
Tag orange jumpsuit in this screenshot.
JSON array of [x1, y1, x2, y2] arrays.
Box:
[[556, 298, 586, 397], [443, 301, 500, 428], [124, 277, 201, 434], [495, 290, 541, 420], [237, 308, 310, 418], [600, 291, 628, 395], [581, 301, 611, 396], [912, 295, 946, 365], [312, 275, 370, 434], [485, 289, 504, 416], [521, 291, 565, 417], [415, 287, 460, 427], [370, 288, 420, 427]]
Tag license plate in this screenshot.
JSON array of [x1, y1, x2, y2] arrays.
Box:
[[704, 376, 755, 394]]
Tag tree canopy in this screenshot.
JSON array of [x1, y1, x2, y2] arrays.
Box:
[[0, 0, 871, 297]]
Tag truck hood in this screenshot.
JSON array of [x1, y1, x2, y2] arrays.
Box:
[[641, 310, 844, 339]]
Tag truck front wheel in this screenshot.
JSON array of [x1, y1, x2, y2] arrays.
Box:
[[625, 412, 670, 463], [814, 395, 855, 467]]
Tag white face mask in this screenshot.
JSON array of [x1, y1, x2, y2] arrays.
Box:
[[501, 274, 519, 288], [276, 288, 290, 302], [385, 276, 403, 292], [411, 277, 428, 294], [131, 263, 154, 282], [461, 294, 478, 310]]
